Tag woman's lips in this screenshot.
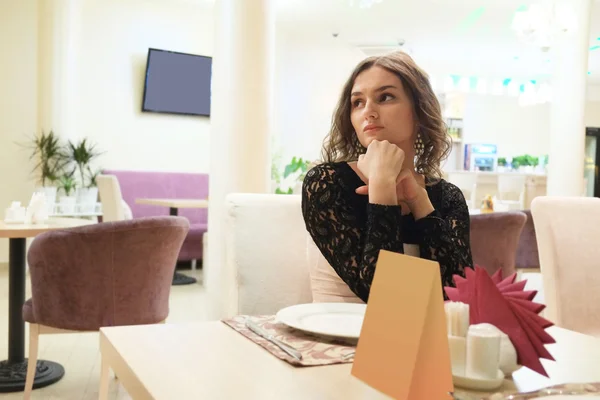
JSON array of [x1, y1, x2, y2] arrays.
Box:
[[364, 126, 383, 134]]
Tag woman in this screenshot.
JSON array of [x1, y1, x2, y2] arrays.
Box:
[[301, 51, 473, 303]]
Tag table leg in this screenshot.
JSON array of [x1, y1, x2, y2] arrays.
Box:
[[169, 208, 197, 286], [0, 238, 64, 392]]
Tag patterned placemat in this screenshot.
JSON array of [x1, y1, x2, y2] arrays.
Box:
[[222, 315, 357, 366]]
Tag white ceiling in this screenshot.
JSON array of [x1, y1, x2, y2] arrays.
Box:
[[273, 0, 600, 84], [184, 0, 600, 84]]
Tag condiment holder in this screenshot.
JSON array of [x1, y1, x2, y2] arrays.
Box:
[[445, 302, 519, 391], [4, 193, 48, 225], [4, 202, 26, 224]]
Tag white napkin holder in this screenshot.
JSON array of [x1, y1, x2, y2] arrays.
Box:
[[24, 193, 48, 224]]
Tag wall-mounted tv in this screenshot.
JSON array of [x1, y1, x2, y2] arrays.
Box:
[[142, 48, 212, 117]]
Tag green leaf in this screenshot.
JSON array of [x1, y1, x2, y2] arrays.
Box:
[[66, 138, 104, 187], [283, 164, 295, 178]]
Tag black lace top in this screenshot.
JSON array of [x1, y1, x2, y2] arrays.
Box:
[[301, 161, 473, 302]]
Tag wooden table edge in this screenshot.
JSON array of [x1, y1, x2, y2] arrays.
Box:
[[100, 329, 155, 400], [135, 198, 209, 208]]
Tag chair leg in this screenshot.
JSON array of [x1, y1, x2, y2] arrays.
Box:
[[24, 323, 39, 400], [99, 355, 110, 400], [191, 259, 197, 271]]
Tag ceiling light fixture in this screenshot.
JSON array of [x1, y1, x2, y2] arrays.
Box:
[[511, 1, 577, 52]]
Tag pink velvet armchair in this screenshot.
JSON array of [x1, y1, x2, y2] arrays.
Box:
[[470, 211, 527, 277], [22, 216, 189, 399]]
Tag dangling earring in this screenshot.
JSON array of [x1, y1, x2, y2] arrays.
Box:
[[414, 132, 424, 156]]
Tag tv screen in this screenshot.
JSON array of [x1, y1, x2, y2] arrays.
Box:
[[142, 48, 212, 117]]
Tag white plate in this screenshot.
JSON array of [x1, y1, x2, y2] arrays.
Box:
[[275, 303, 367, 340], [452, 369, 504, 391]]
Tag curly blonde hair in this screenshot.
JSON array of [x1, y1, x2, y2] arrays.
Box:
[[321, 51, 451, 180]]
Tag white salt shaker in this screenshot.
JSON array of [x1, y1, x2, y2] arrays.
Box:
[[465, 324, 501, 380]]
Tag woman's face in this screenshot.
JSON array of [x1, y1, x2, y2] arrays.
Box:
[[350, 66, 416, 152]]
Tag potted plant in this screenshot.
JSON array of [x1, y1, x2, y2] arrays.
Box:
[[273, 156, 312, 194], [67, 138, 103, 213], [522, 154, 535, 173], [512, 155, 530, 171], [57, 173, 77, 214], [497, 157, 507, 172], [25, 131, 69, 214], [529, 155, 539, 169]]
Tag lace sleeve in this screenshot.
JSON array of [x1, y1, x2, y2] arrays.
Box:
[[301, 164, 404, 302], [415, 182, 473, 290]]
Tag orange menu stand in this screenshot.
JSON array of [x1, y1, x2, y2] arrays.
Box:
[[351, 250, 454, 400]]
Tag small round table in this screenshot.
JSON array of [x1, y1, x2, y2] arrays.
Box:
[[0, 218, 93, 392]]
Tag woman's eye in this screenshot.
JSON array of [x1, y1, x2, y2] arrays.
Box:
[[352, 99, 363, 108], [380, 93, 394, 102]]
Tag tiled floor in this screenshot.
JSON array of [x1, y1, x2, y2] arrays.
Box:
[[0, 265, 208, 400]]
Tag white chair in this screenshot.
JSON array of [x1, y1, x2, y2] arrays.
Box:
[[222, 193, 423, 316], [223, 193, 313, 316], [446, 172, 477, 209], [531, 196, 600, 337], [496, 174, 526, 210], [96, 175, 132, 221]]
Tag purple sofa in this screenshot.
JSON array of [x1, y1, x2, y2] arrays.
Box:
[[103, 170, 208, 263]]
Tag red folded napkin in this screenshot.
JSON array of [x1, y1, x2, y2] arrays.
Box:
[[445, 266, 555, 377]]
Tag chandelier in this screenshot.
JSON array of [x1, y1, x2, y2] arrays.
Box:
[[511, 1, 577, 52], [349, 0, 383, 9]]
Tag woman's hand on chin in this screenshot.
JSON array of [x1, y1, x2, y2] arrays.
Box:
[[356, 140, 404, 205]]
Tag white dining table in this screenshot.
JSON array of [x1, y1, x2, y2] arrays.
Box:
[[99, 321, 600, 400]]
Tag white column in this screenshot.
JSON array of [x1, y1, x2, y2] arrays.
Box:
[[547, 0, 592, 196], [37, 0, 80, 140], [205, 0, 274, 319]]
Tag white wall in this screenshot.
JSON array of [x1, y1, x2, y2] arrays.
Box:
[[0, 0, 213, 263], [585, 101, 600, 127], [273, 30, 365, 165], [447, 94, 600, 168], [462, 93, 551, 158], [0, 2, 39, 265], [72, 0, 213, 173]]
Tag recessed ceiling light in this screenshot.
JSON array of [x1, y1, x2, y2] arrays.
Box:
[[590, 45, 600, 51]]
